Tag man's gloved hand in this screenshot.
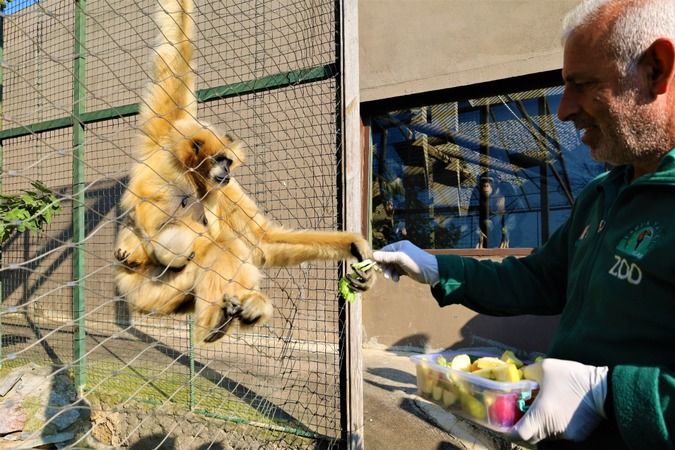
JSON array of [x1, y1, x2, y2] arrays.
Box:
[[510, 358, 609, 444], [372, 240, 439, 285]]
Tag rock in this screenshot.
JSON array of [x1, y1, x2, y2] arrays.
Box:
[[3, 431, 74, 449], [0, 399, 26, 435], [0, 373, 22, 397]]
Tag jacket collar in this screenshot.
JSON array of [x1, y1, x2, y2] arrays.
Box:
[[599, 147, 675, 190]]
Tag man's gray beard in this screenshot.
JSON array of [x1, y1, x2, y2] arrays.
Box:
[[604, 83, 670, 167]]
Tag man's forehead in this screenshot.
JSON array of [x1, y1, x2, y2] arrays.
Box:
[[562, 30, 615, 80]]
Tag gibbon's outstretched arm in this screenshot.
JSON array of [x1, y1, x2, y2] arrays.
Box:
[[202, 179, 372, 268]]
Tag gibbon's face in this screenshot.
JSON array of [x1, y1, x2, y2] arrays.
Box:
[[172, 120, 245, 187]]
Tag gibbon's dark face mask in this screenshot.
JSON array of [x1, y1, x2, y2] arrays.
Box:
[[209, 154, 233, 185]]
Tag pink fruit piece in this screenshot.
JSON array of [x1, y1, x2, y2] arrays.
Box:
[[488, 393, 523, 427]]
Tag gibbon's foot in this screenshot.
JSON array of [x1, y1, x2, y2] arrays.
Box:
[[114, 248, 140, 268], [199, 296, 243, 344], [239, 292, 273, 326], [202, 314, 235, 343], [202, 301, 241, 343]]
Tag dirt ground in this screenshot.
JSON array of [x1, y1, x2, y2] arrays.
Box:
[[1, 321, 529, 449]]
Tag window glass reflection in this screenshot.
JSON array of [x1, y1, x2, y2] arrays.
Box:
[[370, 87, 606, 250]]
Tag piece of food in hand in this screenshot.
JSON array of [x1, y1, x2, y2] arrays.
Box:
[[521, 361, 544, 383], [337, 259, 379, 303], [499, 350, 524, 368], [488, 393, 523, 427]]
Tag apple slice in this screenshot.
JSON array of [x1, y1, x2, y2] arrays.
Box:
[[522, 361, 544, 384], [471, 356, 507, 371], [492, 363, 521, 382], [450, 354, 472, 371]]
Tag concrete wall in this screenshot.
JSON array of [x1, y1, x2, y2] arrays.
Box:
[[359, 0, 580, 102], [362, 262, 561, 354], [358, 0, 580, 353]]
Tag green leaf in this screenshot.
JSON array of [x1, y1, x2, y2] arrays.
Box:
[[0, 181, 61, 245], [338, 277, 357, 303], [20, 193, 38, 206]]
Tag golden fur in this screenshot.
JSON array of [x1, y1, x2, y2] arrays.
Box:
[[114, 0, 371, 343]]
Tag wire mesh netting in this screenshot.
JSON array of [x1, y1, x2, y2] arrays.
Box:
[[0, 0, 354, 448]]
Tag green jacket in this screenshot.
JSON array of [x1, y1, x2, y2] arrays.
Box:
[[431, 149, 675, 449]]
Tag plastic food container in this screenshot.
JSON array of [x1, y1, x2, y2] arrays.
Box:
[[410, 349, 539, 433]]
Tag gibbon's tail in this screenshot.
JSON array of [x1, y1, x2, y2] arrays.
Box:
[[139, 0, 197, 153]]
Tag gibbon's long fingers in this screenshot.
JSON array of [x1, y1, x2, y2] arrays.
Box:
[[238, 292, 273, 327], [114, 225, 154, 268], [141, 0, 196, 144]]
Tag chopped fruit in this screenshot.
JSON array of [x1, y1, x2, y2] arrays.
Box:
[[488, 393, 523, 427], [469, 367, 494, 379], [471, 356, 507, 371], [450, 353, 472, 371], [500, 350, 524, 368], [432, 384, 444, 401], [492, 363, 521, 382], [460, 393, 486, 419], [442, 389, 458, 407], [522, 361, 544, 384]]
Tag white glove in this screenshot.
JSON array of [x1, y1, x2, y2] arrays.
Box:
[[510, 358, 609, 444], [372, 240, 439, 285]]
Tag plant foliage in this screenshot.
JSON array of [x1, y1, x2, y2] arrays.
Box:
[[0, 181, 61, 247]]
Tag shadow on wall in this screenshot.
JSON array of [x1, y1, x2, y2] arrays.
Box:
[[387, 313, 560, 355]]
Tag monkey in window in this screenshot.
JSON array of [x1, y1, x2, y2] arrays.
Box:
[[114, 0, 372, 343]]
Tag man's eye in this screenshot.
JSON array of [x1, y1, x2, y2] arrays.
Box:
[[569, 81, 592, 91]]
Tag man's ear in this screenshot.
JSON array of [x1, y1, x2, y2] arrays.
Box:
[[642, 38, 675, 96]]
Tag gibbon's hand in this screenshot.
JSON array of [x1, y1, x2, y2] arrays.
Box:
[[509, 359, 608, 444], [372, 240, 439, 285], [344, 264, 375, 292]]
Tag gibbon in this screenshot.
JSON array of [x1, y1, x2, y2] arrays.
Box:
[[114, 0, 372, 343]]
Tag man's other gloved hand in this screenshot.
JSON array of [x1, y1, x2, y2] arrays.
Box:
[[510, 358, 609, 444], [372, 240, 439, 285]]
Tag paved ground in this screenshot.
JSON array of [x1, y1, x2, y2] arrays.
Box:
[[363, 347, 531, 450]]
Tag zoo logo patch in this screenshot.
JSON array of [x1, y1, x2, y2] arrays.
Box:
[[616, 222, 660, 260]]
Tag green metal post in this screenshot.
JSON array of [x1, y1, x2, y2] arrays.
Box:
[[0, 6, 5, 368], [72, 0, 87, 391], [188, 316, 195, 410]]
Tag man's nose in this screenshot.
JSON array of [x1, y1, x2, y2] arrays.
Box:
[[557, 88, 578, 122]]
